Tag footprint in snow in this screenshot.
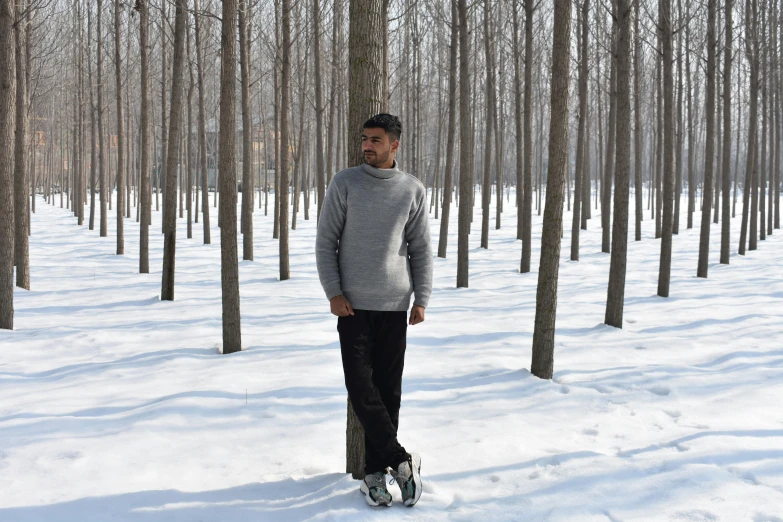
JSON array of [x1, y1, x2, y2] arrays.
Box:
[[648, 385, 671, 396]]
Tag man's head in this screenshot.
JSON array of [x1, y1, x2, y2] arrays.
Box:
[[362, 113, 402, 169]]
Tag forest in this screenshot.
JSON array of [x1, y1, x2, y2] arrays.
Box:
[[0, 0, 781, 518]]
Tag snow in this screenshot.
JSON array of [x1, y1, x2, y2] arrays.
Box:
[[1, 189, 782, 521]]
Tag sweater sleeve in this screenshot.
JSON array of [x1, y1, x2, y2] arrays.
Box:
[[315, 178, 346, 301], [406, 188, 433, 308]]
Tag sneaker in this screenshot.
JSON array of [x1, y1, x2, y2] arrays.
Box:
[[391, 452, 422, 507], [360, 471, 392, 507]]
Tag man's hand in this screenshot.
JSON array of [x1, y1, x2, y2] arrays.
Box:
[[330, 295, 354, 317], [409, 305, 425, 326]]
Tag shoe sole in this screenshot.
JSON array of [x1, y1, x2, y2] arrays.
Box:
[[360, 481, 392, 507], [403, 453, 422, 507]]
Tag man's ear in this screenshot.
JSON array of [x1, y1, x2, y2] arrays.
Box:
[[391, 139, 400, 153]]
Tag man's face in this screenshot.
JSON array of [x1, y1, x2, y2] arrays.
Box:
[[361, 127, 399, 167]]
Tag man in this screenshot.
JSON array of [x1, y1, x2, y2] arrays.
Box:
[[316, 113, 432, 507]]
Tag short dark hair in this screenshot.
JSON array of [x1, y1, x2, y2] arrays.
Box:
[[363, 113, 402, 142]]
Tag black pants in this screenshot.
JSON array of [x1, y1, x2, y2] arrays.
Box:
[[338, 309, 409, 475]]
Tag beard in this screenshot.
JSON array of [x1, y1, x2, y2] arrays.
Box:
[[363, 147, 391, 167]]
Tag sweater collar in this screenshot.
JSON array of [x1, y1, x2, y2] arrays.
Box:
[[361, 160, 400, 179]]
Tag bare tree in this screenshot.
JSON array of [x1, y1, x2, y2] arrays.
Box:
[[437, 0, 458, 259], [457, 0, 472, 287], [220, 0, 242, 353], [137, 0, 151, 273], [13, 0, 29, 290], [633, 0, 643, 240], [160, 0, 187, 300], [239, 0, 253, 260], [279, 0, 291, 280], [696, 0, 716, 276], [193, 0, 210, 244], [97, 0, 107, 238], [571, 0, 589, 261], [313, 0, 325, 222], [519, 0, 534, 273], [114, 0, 124, 255], [657, 0, 674, 296], [0, 0, 14, 329], [480, 0, 494, 250], [720, 0, 732, 263], [531, 0, 571, 378], [605, 0, 632, 323]]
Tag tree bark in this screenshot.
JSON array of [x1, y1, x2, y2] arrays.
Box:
[[97, 0, 107, 238], [571, 0, 589, 261], [657, 0, 674, 296], [239, 0, 253, 260], [160, 0, 187, 301], [605, 0, 632, 323], [137, 0, 151, 273], [531, 0, 571, 377], [720, 0, 733, 263], [0, 0, 15, 329], [437, 0, 458, 258], [220, 0, 242, 353], [520, 0, 534, 273], [13, 0, 29, 290], [114, 0, 124, 255], [193, 0, 210, 244], [457, 0, 472, 287], [696, 0, 716, 276]]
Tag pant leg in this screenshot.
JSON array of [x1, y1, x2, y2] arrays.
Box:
[[371, 311, 409, 470], [338, 310, 406, 475]]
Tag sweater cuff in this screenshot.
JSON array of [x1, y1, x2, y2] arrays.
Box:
[[325, 285, 343, 301], [413, 295, 429, 308]]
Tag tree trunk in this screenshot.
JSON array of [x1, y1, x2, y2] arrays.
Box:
[[480, 0, 494, 250], [343, 0, 388, 480], [160, 0, 187, 301], [633, 0, 643, 240], [138, 0, 151, 273], [601, 6, 617, 255], [0, 0, 15, 329], [97, 0, 107, 238], [520, 0, 534, 273], [313, 0, 325, 223], [220, 0, 242, 353], [696, 0, 716, 276], [437, 0, 458, 259], [457, 0, 472, 287], [193, 0, 210, 244], [571, 0, 589, 261], [239, 0, 253, 260], [13, 0, 29, 290], [657, 0, 674, 296], [114, 0, 124, 255], [605, 0, 631, 323], [720, 0, 733, 263], [531, 0, 571, 378]]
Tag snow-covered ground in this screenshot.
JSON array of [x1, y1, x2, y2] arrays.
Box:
[[1, 189, 782, 521]]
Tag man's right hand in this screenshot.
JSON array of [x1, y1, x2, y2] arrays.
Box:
[[330, 295, 355, 317]]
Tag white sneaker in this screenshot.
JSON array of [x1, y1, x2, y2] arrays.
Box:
[[391, 452, 422, 507], [360, 471, 392, 507]]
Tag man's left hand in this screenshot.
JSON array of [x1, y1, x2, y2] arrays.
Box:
[[409, 305, 425, 326]]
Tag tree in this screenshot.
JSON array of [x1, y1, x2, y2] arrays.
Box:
[[457, 0, 472, 287], [657, 0, 674, 296], [0, 0, 14, 329], [531, 0, 572, 378], [696, 0, 716, 276], [160, 0, 187, 300], [480, 0, 494, 250], [437, 0, 458, 259], [114, 0, 124, 255], [720, 0, 732, 264], [239, 0, 253, 260], [633, 0, 643, 241], [193, 0, 210, 244], [279, 0, 291, 280], [313, 0, 325, 223], [343, 0, 388, 480], [605, 0, 632, 323], [220, 0, 242, 353], [13, 0, 29, 290], [97, 0, 107, 238], [519, 0, 534, 273], [571, 0, 589, 262], [137, 0, 151, 273], [512, 0, 523, 241]]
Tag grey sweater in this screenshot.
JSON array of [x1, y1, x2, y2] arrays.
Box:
[[315, 161, 433, 311]]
